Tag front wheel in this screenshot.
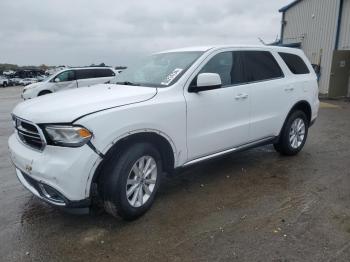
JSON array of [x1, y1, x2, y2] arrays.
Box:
[[38, 90, 52, 96], [99, 143, 162, 220], [274, 110, 309, 156]]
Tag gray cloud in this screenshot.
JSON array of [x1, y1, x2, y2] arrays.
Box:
[[0, 0, 291, 66]]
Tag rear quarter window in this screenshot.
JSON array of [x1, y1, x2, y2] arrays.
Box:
[[278, 52, 310, 74]]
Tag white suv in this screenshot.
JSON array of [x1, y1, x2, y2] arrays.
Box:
[[0, 76, 9, 87], [22, 67, 117, 99], [8, 45, 319, 220]]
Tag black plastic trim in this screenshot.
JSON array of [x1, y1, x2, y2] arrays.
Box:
[[21, 171, 90, 208], [87, 141, 105, 158]]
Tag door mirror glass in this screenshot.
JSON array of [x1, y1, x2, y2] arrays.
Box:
[[189, 73, 222, 92]]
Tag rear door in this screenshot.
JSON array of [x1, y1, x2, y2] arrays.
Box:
[[241, 50, 290, 141], [95, 68, 116, 84], [51, 70, 77, 92], [76, 69, 95, 87]]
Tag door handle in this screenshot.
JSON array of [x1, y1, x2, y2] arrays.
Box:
[[235, 93, 248, 100], [284, 87, 294, 92]]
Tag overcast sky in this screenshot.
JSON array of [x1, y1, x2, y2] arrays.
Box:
[[0, 0, 291, 67]]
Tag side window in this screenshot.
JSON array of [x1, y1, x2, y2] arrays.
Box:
[[198, 52, 245, 87], [55, 70, 75, 82], [242, 51, 284, 82], [279, 52, 310, 74], [75, 69, 93, 80], [199, 52, 233, 86]]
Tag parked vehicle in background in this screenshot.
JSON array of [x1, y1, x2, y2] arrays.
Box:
[[21, 67, 118, 99], [9, 45, 319, 220], [0, 76, 9, 87], [36, 75, 47, 82], [19, 78, 38, 86], [8, 77, 22, 86]]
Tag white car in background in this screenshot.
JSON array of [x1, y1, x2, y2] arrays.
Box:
[[22, 67, 117, 99], [0, 76, 9, 87], [19, 78, 38, 86], [9, 77, 22, 86]]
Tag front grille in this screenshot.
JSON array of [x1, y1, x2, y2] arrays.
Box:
[[13, 116, 45, 151]]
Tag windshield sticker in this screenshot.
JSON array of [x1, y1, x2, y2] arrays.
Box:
[[161, 68, 183, 85]]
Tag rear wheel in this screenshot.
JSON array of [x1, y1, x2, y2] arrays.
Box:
[[99, 143, 162, 220], [3, 82, 7, 87], [274, 110, 309, 156]]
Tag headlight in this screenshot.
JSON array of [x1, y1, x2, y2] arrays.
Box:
[[44, 125, 92, 147]]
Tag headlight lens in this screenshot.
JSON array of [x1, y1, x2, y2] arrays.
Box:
[[45, 125, 92, 147]]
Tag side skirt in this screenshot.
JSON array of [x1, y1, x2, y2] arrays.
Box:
[[182, 136, 278, 168]]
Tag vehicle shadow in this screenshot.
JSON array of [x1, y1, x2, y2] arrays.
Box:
[[15, 145, 300, 260], [20, 145, 292, 226]]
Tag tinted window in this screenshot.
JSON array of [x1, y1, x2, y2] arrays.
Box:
[[55, 70, 75, 82], [279, 52, 310, 74], [242, 51, 284, 82], [94, 68, 115, 78], [198, 52, 245, 86], [75, 69, 94, 80]]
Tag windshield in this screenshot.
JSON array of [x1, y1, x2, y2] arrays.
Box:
[[116, 51, 204, 87]]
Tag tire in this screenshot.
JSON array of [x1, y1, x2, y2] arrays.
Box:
[[99, 142, 162, 220], [38, 90, 51, 96], [3, 82, 7, 87], [274, 110, 309, 156]]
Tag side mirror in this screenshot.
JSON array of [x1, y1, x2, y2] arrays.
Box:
[[54, 78, 60, 83], [189, 73, 222, 93]]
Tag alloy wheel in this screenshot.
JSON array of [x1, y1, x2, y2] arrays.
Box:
[[126, 155, 157, 208], [289, 118, 306, 149]]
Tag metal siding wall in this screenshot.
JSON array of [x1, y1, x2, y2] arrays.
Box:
[[339, 0, 350, 49], [283, 0, 340, 94]]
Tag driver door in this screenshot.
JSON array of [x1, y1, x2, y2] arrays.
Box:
[[52, 70, 77, 92], [184, 51, 251, 161]]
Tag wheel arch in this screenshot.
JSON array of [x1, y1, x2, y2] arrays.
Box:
[[90, 130, 177, 190], [278, 100, 312, 137], [288, 100, 312, 123]]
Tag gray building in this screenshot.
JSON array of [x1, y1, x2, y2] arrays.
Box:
[[279, 0, 350, 97]]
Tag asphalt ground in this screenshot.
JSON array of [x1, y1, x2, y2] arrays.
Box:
[[0, 86, 349, 261]]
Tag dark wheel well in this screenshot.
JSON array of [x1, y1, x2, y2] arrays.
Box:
[[277, 101, 311, 139], [288, 101, 311, 124], [92, 132, 175, 185], [38, 90, 52, 96]]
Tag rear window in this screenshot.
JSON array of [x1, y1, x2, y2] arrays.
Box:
[[241, 51, 284, 82], [278, 52, 310, 74]]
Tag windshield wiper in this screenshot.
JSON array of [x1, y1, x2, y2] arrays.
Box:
[[116, 81, 140, 86]]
